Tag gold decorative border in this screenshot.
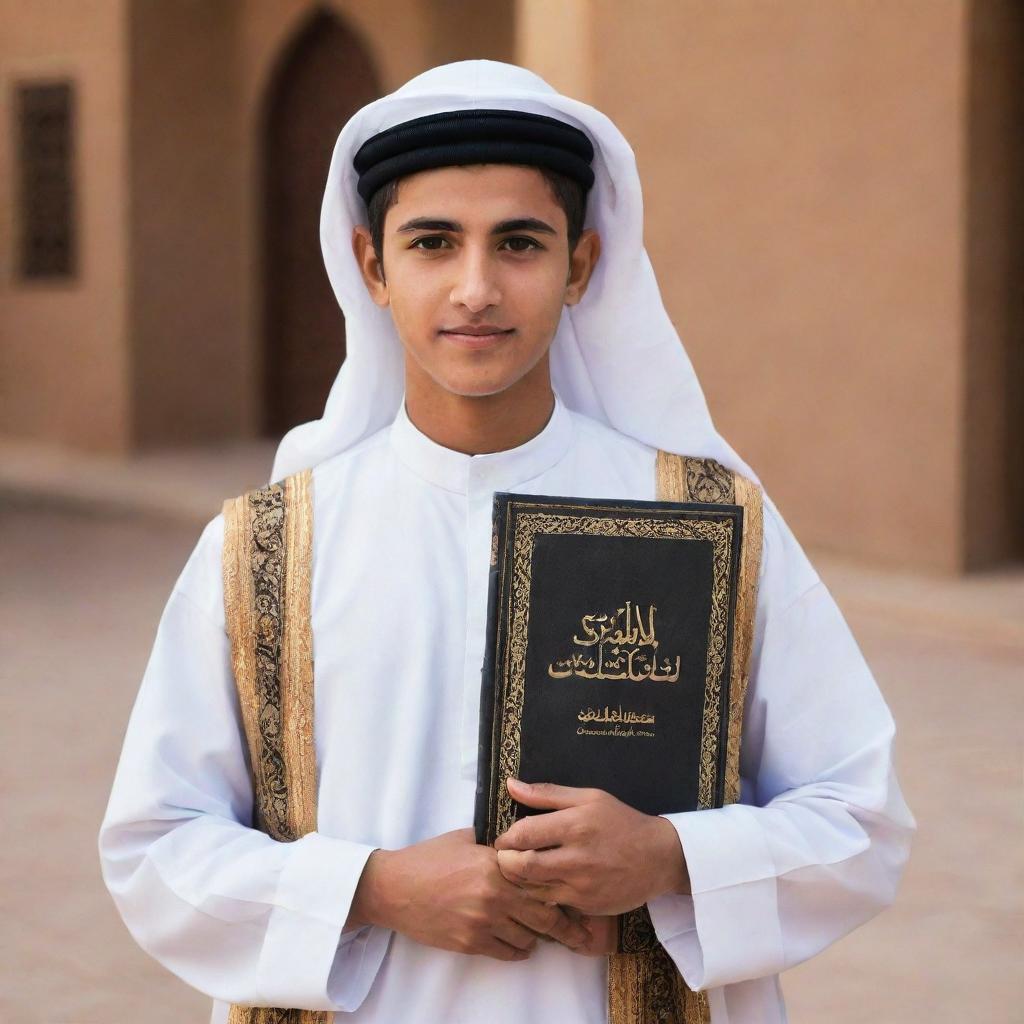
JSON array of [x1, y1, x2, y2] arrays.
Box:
[[280, 470, 319, 839], [609, 944, 711, 1024], [606, 452, 756, 1024], [224, 483, 292, 838], [725, 471, 762, 804], [657, 450, 764, 805], [227, 1008, 320, 1024], [493, 506, 735, 838], [222, 470, 329, 1024]]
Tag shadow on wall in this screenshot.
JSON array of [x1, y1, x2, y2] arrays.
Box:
[[964, 0, 1024, 566]]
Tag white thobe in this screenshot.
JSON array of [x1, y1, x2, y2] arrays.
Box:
[[98, 389, 915, 1023]]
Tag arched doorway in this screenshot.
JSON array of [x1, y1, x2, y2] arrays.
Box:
[[261, 8, 381, 437]]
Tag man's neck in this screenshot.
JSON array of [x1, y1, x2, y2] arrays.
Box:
[[403, 374, 556, 456]]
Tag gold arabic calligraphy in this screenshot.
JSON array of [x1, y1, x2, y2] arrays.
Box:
[[577, 705, 655, 725], [548, 600, 681, 683]]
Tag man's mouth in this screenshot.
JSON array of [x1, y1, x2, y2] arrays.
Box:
[[439, 326, 516, 346]]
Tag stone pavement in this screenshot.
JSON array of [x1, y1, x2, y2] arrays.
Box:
[[1, 450, 1020, 1022]]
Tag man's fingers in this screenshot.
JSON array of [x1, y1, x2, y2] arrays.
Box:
[[494, 810, 572, 852], [496, 848, 553, 883], [477, 935, 532, 962], [511, 900, 589, 949], [576, 914, 619, 956], [493, 918, 541, 953], [515, 881, 574, 908], [497, 847, 575, 885], [506, 778, 602, 811], [538, 907, 591, 950]]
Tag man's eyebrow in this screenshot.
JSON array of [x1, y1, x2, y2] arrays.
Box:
[[492, 218, 557, 235], [395, 216, 558, 235]]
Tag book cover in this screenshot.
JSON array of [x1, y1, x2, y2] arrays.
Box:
[[475, 491, 744, 847]]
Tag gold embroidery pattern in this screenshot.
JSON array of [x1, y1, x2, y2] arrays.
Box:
[[227, 1009, 311, 1024], [494, 510, 734, 839], [248, 483, 293, 840], [280, 470, 319, 841], [683, 456, 735, 504], [725, 472, 762, 804], [609, 941, 710, 1023], [606, 452, 761, 1024], [619, 904, 659, 953], [611, 885, 711, 1022], [222, 470, 328, 1024]]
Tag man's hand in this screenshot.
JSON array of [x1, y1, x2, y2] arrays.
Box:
[[347, 827, 592, 961], [493, 779, 690, 917], [572, 913, 619, 956]]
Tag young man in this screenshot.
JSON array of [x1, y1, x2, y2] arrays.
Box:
[[99, 61, 914, 1024]]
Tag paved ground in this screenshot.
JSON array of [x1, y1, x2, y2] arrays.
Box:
[[2, 498, 1021, 1023]]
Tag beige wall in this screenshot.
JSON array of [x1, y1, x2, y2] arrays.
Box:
[[0, 0, 131, 452], [962, 0, 1024, 567], [9, 0, 514, 450], [129, 0, 248, 446], [1, 0, 1018, 572], [587, 0, 969, 572], [126, 0, 442, 448], [116, 0, 421, 449], [522, 0, 1020, 572]]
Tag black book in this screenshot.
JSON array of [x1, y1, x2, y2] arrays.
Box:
[[475, 491, 744, 847]]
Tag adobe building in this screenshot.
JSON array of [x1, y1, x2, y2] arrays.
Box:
[[1, 0, 1020, 573]]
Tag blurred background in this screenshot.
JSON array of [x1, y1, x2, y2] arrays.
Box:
[[1, 1, 1021, 1021]]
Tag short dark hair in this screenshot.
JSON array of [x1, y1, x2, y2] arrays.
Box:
[[365, 164, 588, 268]]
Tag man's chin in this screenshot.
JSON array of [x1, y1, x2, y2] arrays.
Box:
[[428, 370, 528, 400], [440, 384, 520, 400]]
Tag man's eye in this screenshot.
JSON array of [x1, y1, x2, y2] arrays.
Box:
[[410, 236, 449, 251], [501, 236, 542, 252]]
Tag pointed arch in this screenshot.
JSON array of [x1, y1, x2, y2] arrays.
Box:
[[260, 7, 381, 437]]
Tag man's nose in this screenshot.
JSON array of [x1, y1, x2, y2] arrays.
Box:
[[449, 249, 501, 312]]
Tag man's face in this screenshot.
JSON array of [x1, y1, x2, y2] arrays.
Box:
[[353, 163, 600, 399]]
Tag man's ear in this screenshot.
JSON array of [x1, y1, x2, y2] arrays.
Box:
[[565, 228, 601, 307], [352, 226, 389, 306]]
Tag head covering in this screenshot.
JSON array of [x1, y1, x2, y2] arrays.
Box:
[[353, 108, 596, 203], [271, 59, 758, 485]]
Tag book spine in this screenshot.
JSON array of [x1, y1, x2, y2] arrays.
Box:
[[474, 496, 505, 845]]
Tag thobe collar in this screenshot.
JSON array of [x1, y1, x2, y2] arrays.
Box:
[[389, 389, 575, 495]]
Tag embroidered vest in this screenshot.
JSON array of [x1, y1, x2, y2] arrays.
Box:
[[221, 452, 763, 1024]]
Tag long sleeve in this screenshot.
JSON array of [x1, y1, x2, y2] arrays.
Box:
[[646, 494, 916, 991], [97, 517, 392, 1010]]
